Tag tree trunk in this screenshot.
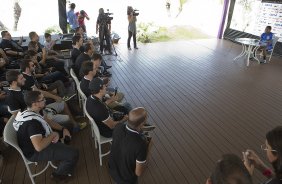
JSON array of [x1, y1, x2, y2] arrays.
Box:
[[0, 21, 7, 31], [13, 0, 22, 31]]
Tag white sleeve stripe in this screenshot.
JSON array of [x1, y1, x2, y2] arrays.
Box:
[[136, 160, 146, 164], [30, 134, 42, 139], [102, 115, 111, 123], [9, 109, 20, 113]]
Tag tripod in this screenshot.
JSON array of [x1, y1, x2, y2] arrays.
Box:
[[100, 33, 117, 56], [109, 35, 117, 56]]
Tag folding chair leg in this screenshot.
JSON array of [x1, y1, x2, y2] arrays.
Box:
[[99, 144, 102, 166], [95, 137, 97, 149], [78, 95, 82, 108], [25, 163, 36, 184]]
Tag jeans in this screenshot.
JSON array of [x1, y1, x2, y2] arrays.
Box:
[[99, 29, 111, 52], [47, 80, 67, 97], [127, 30, 137, 48], [45, 59, 68, 76], [28, 142, 79, 175], [39, 71, 69, 84], [0, 99, 10, 118]]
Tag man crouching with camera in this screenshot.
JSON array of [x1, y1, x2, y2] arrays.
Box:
[[109, 107, 153, 184], [85, 78, 155, 138], [85, 78, 129, 138]]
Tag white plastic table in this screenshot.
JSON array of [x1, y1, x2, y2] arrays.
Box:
[[234, 38, 260, 66]]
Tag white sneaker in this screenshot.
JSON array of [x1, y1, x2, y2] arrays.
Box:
[[260, 59, 267, 64], [63, 94, 76, 101]]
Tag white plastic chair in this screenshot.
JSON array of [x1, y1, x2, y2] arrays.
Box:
[[77, 82, 87, 117], [3, 116, 57, 184], [255, 36, 280, 62], [268, 36, 280, 62], [83, 102, 112, 166], [70, 68, 83, 108]]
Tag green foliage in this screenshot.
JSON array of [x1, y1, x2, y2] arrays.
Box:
[[44, 25, 61, 34], [137, 22, 154, 43], [137, 22, 210, 43]]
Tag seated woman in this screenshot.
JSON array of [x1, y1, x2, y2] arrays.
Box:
[[244, 126, 282, 184], [258, 26, 274, 64]]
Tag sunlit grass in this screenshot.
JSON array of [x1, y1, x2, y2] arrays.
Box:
[[137, 24, 211, 43]]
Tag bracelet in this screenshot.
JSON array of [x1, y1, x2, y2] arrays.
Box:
[[262, 168, 272, 177]]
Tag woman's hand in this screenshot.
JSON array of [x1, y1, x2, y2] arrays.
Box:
[[245, 149, 268, 172], [242, 152, 255, 175]]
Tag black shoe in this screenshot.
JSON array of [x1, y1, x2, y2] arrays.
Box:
[[50, 172, 71, 182], [142, 124, 156, 132], [100, 72, 112, 77], [134, 47, 138, 49], [105, 65, 112, 69], [128, 47, 132, 50]]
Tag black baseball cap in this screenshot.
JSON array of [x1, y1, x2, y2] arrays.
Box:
[[89, 78, 106, 94]]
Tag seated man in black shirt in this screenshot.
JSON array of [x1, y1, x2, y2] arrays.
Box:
[[6, 70, 86, 131], [74, 42, 93, 79], [27, 39, 67, 76], [0, 31, 24, 58], [75, 43, 111, 79], [109, 107, 152, 184], [25, 50, 69, 84], [14, 91, 78, 181], [0, 31, 24, 68], [71, 35, 84, 67], [80, 60, 124, 109], [86, 78, 128, 138], [20, 59, 72, 100]]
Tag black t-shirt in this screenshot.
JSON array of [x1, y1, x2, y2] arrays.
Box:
[[17, 119, 46, 158], [0, 39, 23, 53], [0, 39, 23, 61], [6, 88, 27, 113], [71, 48, 81, 67], [74, 53, 90, 79], [86, 95, 112, 137], [80, 77, 91, 97], [109, 124, 147, 184], [22, 73, 36, 91], [97, 14, 111, 29]]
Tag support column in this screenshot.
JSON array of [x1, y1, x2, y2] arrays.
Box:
[[217, 0, 230, 39]]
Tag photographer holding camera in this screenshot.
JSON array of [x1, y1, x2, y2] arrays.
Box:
[[86, 78, 129, 138], [96, 8, 112, 54], [127, 6, 138, 50]]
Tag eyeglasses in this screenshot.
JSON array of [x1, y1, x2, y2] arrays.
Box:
[[261, 144, 277, 152]]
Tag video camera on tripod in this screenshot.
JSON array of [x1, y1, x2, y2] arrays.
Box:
[[100, 9, 113, 24]]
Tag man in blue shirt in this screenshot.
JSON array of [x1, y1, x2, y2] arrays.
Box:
[[259, 26, 274, 63], [67, 3, 79, 33]]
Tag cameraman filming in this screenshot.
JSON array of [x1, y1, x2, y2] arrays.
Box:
[[127, 6, 138, 50], [96, 8, 112, 54]]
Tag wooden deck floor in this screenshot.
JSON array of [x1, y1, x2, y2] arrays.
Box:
[[1, 39, 282, 184]]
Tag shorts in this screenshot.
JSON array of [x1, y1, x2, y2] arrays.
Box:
[[44, 102, 70, 124]]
